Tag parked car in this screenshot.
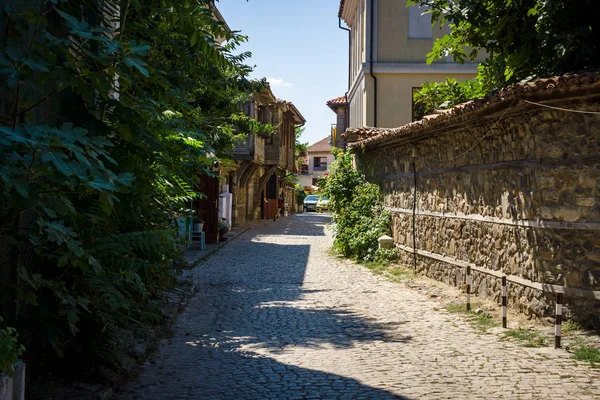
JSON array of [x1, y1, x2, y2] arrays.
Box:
[[303, 195, 319, 212], [316, 196, 329, 212]]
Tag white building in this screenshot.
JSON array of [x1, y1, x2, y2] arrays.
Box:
[[306, 137, 334, 185]]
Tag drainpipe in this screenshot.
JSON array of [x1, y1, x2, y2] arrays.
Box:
[[338, 17, 351, 94], [369, 0, 377, 127], [338, 17, 351, 133]]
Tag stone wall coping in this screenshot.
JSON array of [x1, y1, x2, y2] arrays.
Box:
[[346, 70, 600, 151], [396, 244, 600, 301]]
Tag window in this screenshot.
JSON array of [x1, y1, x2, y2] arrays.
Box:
[[408, 5, 432, 39], [314, 157, 328, 171], [412, 87, 426, 121]]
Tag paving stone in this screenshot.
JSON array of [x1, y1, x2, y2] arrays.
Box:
[[118, 214, 600, 400]]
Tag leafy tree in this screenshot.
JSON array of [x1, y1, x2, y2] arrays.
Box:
[[294, 126, 308, 169], [408, 0, 600, 89], [0, 0, 263, 376], [413, 77, 486, 119], [295, 126, 308, 155]]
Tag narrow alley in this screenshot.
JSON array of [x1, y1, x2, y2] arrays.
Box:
[[119, 214, 599, 400]]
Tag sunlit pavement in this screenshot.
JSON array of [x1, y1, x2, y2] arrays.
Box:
[[119, 213, 600, 400]]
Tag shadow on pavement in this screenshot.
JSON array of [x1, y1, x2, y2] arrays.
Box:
[[153, 343, 413, 399], [121, 215, 412, 399], [266, 212, 331, 237]]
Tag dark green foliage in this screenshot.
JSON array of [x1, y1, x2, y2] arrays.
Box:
[[505, 329, 548, 348], [295, 126, 308, 161], [413, 77, 487, 118], [409, 0, 600, 115], [408, 0, 600, 88], [295, 184, 307, 204], [319, 150, 391, 262], [572, 341, 600, 367], [0, 318, 24, 377], [0, 0, 262, 376]]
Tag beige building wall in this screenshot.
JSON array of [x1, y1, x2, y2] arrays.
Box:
[[348, 0, 367, 85], [349, 77, 366, 128], [372, 72, 476, 128], [342, 0, 482, 130], [376, 1, 486, 64], [377, 1, 445, 63]]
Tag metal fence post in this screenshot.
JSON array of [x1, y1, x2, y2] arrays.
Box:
[[555, 293, 563, 349], [502, 276, 507, 328], [466, 266, 471, 311]]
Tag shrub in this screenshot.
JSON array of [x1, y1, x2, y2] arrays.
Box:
[[375, 248, 399, 262], [319, 150, 392, 262], [0, 318, 25, 377], [413, 77, 487, 119]]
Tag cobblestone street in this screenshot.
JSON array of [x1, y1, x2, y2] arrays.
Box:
[[119, 213, 600, 400]]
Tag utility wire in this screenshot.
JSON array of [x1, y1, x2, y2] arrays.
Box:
[[523, 99, 600, 115], [437, 98, 517, 163]]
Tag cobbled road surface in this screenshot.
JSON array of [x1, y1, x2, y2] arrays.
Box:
[[119, 213, 600, 400]]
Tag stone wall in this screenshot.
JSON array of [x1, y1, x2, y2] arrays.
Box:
[[234, 165, 267, 225], [356, 93, 600, 327]]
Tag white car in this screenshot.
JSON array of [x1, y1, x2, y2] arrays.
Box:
[[303, 195, 319, 212]]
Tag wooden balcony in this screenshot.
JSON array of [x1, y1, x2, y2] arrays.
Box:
[[232, 134, 265, 163]]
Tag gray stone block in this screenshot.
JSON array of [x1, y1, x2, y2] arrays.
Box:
[[378, 235, 394, 249]]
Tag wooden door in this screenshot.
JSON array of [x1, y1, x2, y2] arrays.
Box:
[[196, 173, 219, 243]]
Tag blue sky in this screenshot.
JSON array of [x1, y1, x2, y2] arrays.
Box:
[[216, 0, 348, 147]]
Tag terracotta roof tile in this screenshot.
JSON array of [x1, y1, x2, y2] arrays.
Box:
[[326, 95, 348, 113], [346, 70, 600, 150], [307, 136, 332, 153], [327, 95, 348, 106], [338, 0, 345, 17]]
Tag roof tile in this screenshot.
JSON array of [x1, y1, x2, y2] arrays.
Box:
[[307, 136, 332, 153], [327, 95, 348, 105], [345, 70, 600, 150]]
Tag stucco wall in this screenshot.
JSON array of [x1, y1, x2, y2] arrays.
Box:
[[349, 76, 366, 129], [377, 0, 445, 63], [356, 95, 600, 327], [375, 72, 476, 128], [376, 0, 486, 64]]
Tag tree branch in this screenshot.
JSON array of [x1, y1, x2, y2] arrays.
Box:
[[16, 89, 58, 118]]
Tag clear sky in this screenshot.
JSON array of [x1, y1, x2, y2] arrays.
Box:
[[216, 0, 349, 147]]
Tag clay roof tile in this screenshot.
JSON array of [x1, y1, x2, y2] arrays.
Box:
[[346, 70, 600, 150], [307, 136, 332, 153]]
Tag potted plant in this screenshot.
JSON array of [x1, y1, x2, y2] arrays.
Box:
[[0, 318, 25, 399], [192, 217, 204, 232]]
